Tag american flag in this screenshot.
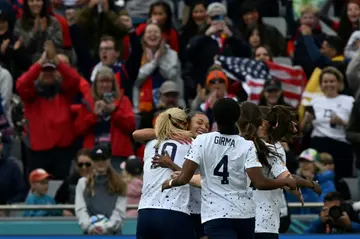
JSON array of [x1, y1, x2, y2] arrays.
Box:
[[215, 56, 307, 108]]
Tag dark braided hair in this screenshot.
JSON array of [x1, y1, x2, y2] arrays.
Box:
[[238, 102, 277, 171]]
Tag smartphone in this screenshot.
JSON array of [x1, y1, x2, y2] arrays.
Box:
[[305, 105, 316, 119], [103, 92, 114, 104]]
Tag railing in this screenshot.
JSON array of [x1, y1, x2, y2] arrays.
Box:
[[0, 202, 324, 211]]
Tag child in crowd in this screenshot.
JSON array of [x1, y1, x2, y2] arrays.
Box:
[[121, 156, 143, 217], [316, 153, 336, 201], [23, 169, 61, 217]]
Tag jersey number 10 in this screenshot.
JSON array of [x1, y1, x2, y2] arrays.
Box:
[[151, 142, 178, 169], [213, 155, 229, 184]]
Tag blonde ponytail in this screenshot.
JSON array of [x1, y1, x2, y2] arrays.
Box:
[[154, 107, 192, 148]]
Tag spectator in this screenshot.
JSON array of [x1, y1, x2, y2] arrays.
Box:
[[136, 1, 179, 52], [238, 1, 286, 56], [301, 67, 354, 179], [253, 45, 272, 61], [344, 31, 360, 60], [16, 41, 80, 180], [306, 192, 360, 233], [55, 148, 93, 217], [0, 65, 13, 132], [258, 79, 292, 108], [178, 1, 207, 64], [14, 0, 63, 63], [24, 168, 61, 217], [122, 156, 143, 218], [316, 152, 337, 201], [185, 2, 251, 98], [0, 132, 27, 207], [75, 145, 127, 235], [75, 0, 128, 57], [0, 8, 31, 81], [191, 65, 237, 131], [156, 81, 181, 113], [74, 66, 135, 172], [133, 21, 183, 129], [90, 35, 130, 98]]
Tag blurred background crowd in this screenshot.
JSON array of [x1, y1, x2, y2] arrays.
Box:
[[1, 0, 360, 235]]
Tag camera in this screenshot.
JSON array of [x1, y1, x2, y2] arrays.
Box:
[[329, 205, 344, 221]]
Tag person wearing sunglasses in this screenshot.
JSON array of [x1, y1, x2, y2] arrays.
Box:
[[55, 148, 93, 216], [192, 65, 237, 131], [75, 145, 127, 235]]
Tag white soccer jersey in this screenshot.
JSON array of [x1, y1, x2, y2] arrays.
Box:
[[254, 142, 288, 234], [189, 182, 201, 214], [185, 132, 262, 223], [138, 140, 190, 215]]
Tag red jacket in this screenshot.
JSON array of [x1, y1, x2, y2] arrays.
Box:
[[74, 94, 135, 157], [52, 13, 72, 48], [16, 62, 80, 151], [136, 23, 179, 52]]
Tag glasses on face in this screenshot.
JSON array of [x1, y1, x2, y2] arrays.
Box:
[[78, 162, 92, 168]]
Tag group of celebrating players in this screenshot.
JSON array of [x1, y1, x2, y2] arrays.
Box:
[[132, 98, 322, 239]]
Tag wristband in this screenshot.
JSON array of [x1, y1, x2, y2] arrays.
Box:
[[169, 179, 173, 187]]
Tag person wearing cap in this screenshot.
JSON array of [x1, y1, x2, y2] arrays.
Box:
[[16, 40, 81, 180], [73, 65, 135, 173], [75, 144, 127, 235], [192, 65, 236, 131], [158, 81, 181, 110], [185, 2, 251, 98], [23, 168, 61, 217], [258, 78, 291, 108], [121, 156, 143, 218]]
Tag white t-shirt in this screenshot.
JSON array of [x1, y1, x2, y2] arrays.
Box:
[[189, 185, 201, 214], [138, 140, 190, 215], [310, 95, 354, 143], [254, 142, 288, 234], [185, 132, 262, 223]]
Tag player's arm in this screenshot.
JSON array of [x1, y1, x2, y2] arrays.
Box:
[[291, 174, 322, 195], [152, 152, 182, 171], [189, 174, 201, 188], [132, 128, 156, 142], [162, 160, 199, 191]]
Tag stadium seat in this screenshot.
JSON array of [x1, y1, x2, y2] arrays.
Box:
[[262, 17, 287, 37], [343, 178, 360, 201], [319, 20, 337, 36], [273, 57, 292, 66]]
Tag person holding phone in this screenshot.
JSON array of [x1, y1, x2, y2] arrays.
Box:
[[73, 66, 135, 173], [300, 67, 354, 179]]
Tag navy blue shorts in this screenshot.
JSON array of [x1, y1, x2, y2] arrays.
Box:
[[137, 209, 196, 239], [204, 217, 255, 239], [191, 213, 206, 238], [255, 233, 279, 239]]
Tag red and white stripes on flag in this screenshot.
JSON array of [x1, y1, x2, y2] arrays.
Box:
[[215, 56, 307, 108]]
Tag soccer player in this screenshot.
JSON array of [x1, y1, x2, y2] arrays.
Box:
[[136, 108, 196, 239], [239, 103, 321, 239], [162, 98, 297, 239], [134, 112, 210, 239]]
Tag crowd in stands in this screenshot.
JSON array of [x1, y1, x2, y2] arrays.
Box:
[[1, 0, 360, 234]]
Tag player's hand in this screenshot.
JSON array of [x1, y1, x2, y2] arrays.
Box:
[[283, 175, 297, 190], [161, 179, 172, 192], [90, 226, 103, 235], [152, 152, 172, 169], [171, 134, 192, 145], [293, 188, 304, 206], [171, 171, 181, 179], [311, 181, 322, 196]]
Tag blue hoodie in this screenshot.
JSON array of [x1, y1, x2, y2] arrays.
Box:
[[316, 170, 336, 202]]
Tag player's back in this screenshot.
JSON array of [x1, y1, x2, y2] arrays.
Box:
[[186, 132, 257, 223], [139, 139, 190, 214]]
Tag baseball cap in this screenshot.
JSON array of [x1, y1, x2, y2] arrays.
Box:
[[125, 157, 143, 176], [299, 148, 318, 162], [264, 79, 281, 91], [207, 2, 227, 16], [91, 144, 111, 161], [29, 168, 51, 182], [159, 81, 179, 94], [42, 62, 57, 71]]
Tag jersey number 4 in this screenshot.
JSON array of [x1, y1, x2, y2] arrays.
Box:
[[151, 142, 178, 169], [213, 155, 229, 184]]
